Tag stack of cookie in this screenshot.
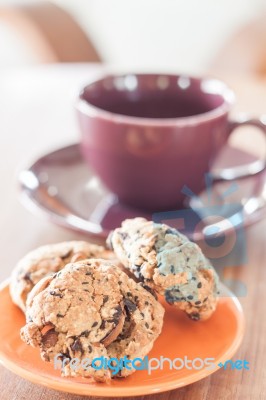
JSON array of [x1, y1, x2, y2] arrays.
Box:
[[10, 218, 219, 382]]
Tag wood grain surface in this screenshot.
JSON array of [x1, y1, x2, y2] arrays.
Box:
[[0, 65, 265, 400]]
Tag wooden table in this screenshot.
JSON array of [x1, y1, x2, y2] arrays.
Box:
[[0, 65, 266, 400]]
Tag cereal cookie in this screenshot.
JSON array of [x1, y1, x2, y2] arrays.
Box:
[[10, 241, 115, 312], [21, 259, 164, 382], [108, 218, 219, 321]]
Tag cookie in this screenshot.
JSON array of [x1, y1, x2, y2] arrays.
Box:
[[107, 218, 219, 321], [20, 259, 164, 382], [10, 241, 115, 312]]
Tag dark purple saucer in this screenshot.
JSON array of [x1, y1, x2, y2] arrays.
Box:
[[18, 143, 266, 242]]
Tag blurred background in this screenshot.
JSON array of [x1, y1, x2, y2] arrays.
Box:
[[0, 0, 266, 75], [1, 0, 266, 271]]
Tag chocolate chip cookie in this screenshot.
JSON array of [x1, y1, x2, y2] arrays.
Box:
[[107, 218, 219, 321], [20, 259, 164, 382], [10, 241, 115, 312]]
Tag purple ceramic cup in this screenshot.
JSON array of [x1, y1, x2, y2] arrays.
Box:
[[77, 73, 266, 211]]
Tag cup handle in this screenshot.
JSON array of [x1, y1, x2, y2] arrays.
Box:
[[212, 115, 266, 180]]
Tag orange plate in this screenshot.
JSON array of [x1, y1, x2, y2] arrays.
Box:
[[0, 281, 244, 397]]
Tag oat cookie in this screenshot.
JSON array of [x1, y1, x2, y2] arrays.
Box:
[[10, 241, 115, 312], [108, 218, 219, 321], [21, 259, 164, 382]]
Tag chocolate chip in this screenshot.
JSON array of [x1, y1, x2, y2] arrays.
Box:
[[203, 297, 208, 303], [170, 265, 175, 274], [197, 282, 202, 289], [190, 312, 200, 321], [100, 306, 126, 347], [145, 322, 149, 329], [23, 272, 32, 283], [119, 232, 129, 240], [195, 300, 201, 305], [141, 284, 158, 300], [88, 345, 93, 353], [92, 321, 98, 328], [85, 272, 92, 276], [42, 329, 58, 347], [103, 295, 109, 304], [56, 313, 64, 318], [187, 295, 193, 300], [124, 298, 137, 315], [100, 320, 106, 329], [49, 291, 63, 298], [165, 293, 175, 304], [81, 330, 90, 338], [82, 282, 89, 285], [165, 228, 177, 235], [145, 301, 149, 306], [71, 338, 83, 354]]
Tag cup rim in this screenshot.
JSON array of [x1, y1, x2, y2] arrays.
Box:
[[76, 73, 235, 126]]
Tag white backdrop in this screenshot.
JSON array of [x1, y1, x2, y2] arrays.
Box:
[[56, 0, 266, 73], [0, 0, 266, 72]]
